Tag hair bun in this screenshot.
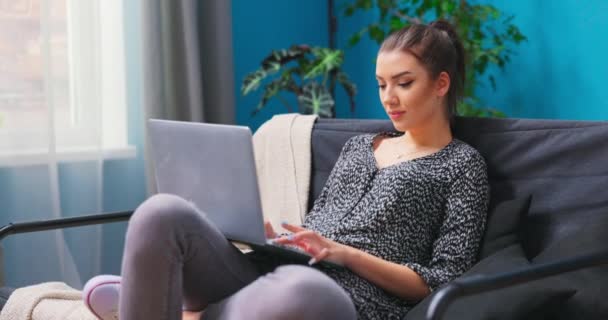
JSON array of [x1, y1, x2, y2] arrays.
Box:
[[429, 19, 459, 41], [429, 19, 466, 99]]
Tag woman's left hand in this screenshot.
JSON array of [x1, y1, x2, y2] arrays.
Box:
[[274, 222, 351, 266]]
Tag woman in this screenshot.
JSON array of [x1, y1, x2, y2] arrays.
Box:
[[86, 19, 489, 320]]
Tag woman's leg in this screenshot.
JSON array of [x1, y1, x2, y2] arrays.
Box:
[[120, 193, 261, 320], [204, 265, 357, 320]]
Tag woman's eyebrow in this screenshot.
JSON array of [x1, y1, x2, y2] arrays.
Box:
[[391, 71, 412, 79], [375, 71, 413, 80]]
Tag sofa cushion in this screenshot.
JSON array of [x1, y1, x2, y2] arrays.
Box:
[[404, 244, 576, 320], [529, 213, 608, 319], [451, 117, 608, 259], [478, 195, 532, 259]]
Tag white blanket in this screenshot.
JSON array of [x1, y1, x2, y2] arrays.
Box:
[[253, 113, 318, 232], [0, 282, 96, 320]]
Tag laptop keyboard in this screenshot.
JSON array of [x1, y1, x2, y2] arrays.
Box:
[[266, 240, 310, 255]]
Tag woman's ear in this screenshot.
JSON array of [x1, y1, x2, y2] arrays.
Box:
[[436, 71, 451, 97]]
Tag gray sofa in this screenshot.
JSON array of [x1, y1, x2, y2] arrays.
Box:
[[1, 116, 607, 319], [310, 117, 608, 319]]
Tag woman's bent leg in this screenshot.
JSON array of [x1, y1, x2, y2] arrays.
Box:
[[205, 265, 357, 320], [120, 194, 260, 320]]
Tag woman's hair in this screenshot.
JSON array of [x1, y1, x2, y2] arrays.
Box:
[[379, 20, 465, 118]]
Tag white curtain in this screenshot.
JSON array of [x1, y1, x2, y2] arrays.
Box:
[[0, 0, 140, 289], [0, 0, 235, 289]]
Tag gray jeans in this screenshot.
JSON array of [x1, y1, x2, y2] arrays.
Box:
[[120, 193, 357, 320]]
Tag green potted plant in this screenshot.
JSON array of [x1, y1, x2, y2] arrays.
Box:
[[343, 0, 527, 117], [241, 44, 357, 118]]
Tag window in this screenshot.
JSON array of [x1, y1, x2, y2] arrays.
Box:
[[0, 0, 134, 166]]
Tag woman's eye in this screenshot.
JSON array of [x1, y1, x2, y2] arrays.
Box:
[[377, 84, 386, 89], [398, 81, 413, 88]]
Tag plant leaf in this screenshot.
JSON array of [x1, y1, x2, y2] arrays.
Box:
[[389, 16, 404, 31], [243, 45, 309, 96], [304, 48, 344, 79], [297, 82, 334, 117], [241, 69, 268, 95], [348, 27, 368, 47], [369, 24, 385, 44], [489, 75, 496, 91], [251, 76, 297, 116], [260, 45, 309, 73]]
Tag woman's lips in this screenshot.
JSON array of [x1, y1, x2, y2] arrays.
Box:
[[388, 111, 406, 119]]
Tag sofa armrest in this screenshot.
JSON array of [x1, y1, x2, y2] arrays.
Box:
[[426, 249, 608, 320], [0, 211, 133, 241]]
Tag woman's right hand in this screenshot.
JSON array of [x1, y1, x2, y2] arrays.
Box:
[[264, 221, 278, 239]]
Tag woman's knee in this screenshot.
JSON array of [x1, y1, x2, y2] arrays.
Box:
[[263, 265, 356, 320], [127, 193, 205, 241]]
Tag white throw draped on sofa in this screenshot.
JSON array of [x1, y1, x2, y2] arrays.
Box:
[[253, 113, 318, 233], [0, 282, 96, 320]]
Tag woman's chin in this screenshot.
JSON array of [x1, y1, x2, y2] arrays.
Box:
[[390, 120, 409, 132]]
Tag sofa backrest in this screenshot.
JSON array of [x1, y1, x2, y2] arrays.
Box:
[[309, 117, 608, 259]]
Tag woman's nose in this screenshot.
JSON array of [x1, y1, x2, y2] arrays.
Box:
[[383, 90, 398, 106]]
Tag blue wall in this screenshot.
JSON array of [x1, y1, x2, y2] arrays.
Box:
[[233, 0, 608, 128], [232, 0, 329, 131], [474, 0, 608, 120], [334, 5, 383, 120]]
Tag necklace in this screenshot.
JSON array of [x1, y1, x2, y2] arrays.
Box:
[[395, 148, 427, 160], [392, 137, 431, 160], [396, 150, 423, 159]]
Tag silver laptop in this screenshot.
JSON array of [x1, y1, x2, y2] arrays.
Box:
[[147, 119, 341, 267]]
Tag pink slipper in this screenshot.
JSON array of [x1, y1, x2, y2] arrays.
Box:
[[83, 275, 121, 320]]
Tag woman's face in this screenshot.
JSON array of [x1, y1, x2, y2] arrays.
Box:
[[375, 49, 449, 132]]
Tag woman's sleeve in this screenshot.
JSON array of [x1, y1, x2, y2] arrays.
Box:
[[404, 154, 490, 291]]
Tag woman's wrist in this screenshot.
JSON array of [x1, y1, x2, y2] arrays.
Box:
[[337, 243, 358, 268]]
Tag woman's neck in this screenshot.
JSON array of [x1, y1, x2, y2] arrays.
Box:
[[402, 116, 453, 148]]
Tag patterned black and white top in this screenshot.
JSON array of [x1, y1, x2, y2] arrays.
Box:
[[303, 132, 489, 320]]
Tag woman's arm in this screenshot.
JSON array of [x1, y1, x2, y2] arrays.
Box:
[[402, 155, 490, 291], [276, 224, 430, 301], [341, 243, 431, 301]]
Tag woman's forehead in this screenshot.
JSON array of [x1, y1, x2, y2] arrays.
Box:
[[376, 50, 424, 77]]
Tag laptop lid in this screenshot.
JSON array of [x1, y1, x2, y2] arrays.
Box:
[[147, 119, 267, 245]]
